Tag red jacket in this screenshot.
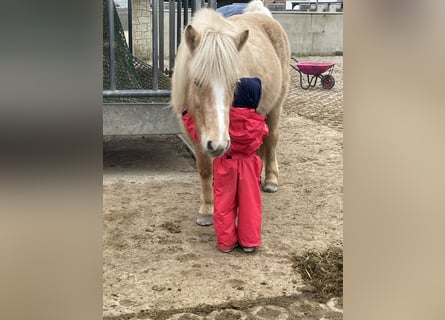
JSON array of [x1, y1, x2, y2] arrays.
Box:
[[225, 108, 269, 156], [182, 107, 269, 155]]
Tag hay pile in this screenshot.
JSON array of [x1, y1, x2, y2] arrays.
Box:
[[292, 244, 343, 302]]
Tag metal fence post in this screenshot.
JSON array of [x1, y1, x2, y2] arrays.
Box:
[[191, 0, 200, 15], [108, 0, 116, 90], [169, 0, 176, 72], [159, 0, 164, 72], [208, 0, 217, 9], [177, 0, 183, 47], [152, 0, 159, 90], [183, 0, 189, 27], [128, 0, 133, 53]]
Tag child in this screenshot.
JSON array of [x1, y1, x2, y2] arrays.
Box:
[[182, 77, 269, 253]]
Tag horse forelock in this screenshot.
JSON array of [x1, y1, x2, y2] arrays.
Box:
[[187, 10, 241, 93], [189, 32, 241, 92]]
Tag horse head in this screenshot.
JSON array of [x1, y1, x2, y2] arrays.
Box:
[[182, 10, 249, 157]]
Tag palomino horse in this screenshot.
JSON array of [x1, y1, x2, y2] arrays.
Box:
[[171, 2, 290, 226]]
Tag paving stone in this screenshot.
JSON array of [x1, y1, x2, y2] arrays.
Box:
[[205, 309, 249, 319], [248, 305, 290, 319], [166, 313, 205, 320]]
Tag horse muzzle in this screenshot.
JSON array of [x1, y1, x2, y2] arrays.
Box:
[[205, 139, 230, 157]]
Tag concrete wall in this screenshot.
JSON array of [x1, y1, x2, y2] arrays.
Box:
[[274, 12, 343, 56], [103, 103, 180, 135]]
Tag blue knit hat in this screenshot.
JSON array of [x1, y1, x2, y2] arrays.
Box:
[[232, 77, 262, 109]]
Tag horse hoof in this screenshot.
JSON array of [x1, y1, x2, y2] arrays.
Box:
[[262, 182, 278, 193], [196, 214, 213, 226]]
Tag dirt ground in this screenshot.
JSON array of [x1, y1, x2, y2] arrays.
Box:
[[103, 56, 343, 319]]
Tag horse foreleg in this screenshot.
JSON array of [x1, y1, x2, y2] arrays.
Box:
[[195, 145, 214, 226], [261, 105, 281, 193]]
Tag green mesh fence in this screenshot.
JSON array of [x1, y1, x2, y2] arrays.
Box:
[[103, 0, 171, 103]]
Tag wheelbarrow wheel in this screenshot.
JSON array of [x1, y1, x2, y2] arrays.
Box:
[[321, 75, 335, 89]]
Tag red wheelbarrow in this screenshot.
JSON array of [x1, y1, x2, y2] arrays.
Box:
[[290, 57, 335, 89]]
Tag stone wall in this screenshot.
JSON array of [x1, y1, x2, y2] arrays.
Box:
[[132, 0, 151, 62]]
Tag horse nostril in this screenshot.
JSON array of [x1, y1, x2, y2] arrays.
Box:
[[206, 140, 214, 152]]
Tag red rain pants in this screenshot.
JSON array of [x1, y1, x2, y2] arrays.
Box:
[[213, 153, 263, 251]]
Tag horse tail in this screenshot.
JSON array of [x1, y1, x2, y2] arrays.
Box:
[[243, 0, 272, 17]]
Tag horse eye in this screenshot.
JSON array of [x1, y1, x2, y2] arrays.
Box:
[[194, 79, 202, 88]]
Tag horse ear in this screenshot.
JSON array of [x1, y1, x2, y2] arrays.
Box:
[[185, 25, 202, 52], [235, 29, 249, 51]]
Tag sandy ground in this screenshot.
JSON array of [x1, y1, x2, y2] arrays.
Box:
[[103, 56, 343, 319]]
